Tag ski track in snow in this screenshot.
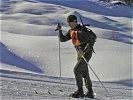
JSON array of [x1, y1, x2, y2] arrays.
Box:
[[0, 71, 133, 100]]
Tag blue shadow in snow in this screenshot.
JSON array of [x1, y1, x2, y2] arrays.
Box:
[[37, 0, 132, 18], [0, 42, 43, 73], [109, 79, 133, 87], [82, 17, 123, 32], [115, 33, 133, 45]]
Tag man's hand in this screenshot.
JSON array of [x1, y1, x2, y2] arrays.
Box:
[[78, 49, 85, 56], [55, 23, 61, 31]]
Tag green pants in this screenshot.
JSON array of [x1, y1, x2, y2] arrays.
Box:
[[73, 51, 93, 91]]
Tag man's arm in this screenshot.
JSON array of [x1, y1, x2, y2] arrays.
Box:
[[83, 43, 94, 52], [55, 23, 71, 42], [58, 30, 71, 42]]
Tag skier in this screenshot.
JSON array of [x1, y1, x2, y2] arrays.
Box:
[[56, 15, 94, 98]]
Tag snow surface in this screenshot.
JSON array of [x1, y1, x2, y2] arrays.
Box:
[[0, 0, 133, 99]]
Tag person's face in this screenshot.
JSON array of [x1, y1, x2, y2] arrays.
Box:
[[68, 22, 77, 29]]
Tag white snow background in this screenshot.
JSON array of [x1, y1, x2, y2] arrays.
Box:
[[0, 0, 133, 100]]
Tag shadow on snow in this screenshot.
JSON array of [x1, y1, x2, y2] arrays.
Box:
[[0, 42, 43, 73]]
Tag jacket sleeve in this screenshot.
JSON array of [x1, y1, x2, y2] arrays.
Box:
[[58, 30, 71, 42]]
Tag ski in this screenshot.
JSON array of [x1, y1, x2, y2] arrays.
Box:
[[47, 92, 102, 100], [69, 93, 97, 100]]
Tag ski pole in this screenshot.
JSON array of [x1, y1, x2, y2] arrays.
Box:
[[55, 22, 62, 86], [59, 34, 62, 85], [82, 56, 110, 96]]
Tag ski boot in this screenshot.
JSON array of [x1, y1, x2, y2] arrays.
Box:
[[85, 91, 94, 98], [70, 89, 84, 98]]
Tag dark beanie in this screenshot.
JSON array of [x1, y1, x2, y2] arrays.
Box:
[[67, 15, 77, 22]]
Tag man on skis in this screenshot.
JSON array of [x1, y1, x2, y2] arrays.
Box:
[[56, 15, 94, 98]]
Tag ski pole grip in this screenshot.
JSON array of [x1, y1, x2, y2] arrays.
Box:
[[55, 23, 61, 31]]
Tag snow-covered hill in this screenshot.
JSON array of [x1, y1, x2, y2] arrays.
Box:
[[0, 0, 133, 99]]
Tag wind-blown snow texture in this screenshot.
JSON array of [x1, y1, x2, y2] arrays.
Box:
[[0, 0, 133, 99]]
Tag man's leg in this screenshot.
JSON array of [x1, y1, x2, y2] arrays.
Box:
[[70, 54, 86, 98], [73, 61, 84, 89], [82, 51, 94, 98], [83, 67, 93, 93]]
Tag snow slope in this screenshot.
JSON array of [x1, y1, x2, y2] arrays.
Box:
[[0, 0, 133, 99]]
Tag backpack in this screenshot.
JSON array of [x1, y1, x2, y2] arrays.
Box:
[[80, 26, 97, 53], [81, 26, 97, 45], [79, 16, 97, 45]]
